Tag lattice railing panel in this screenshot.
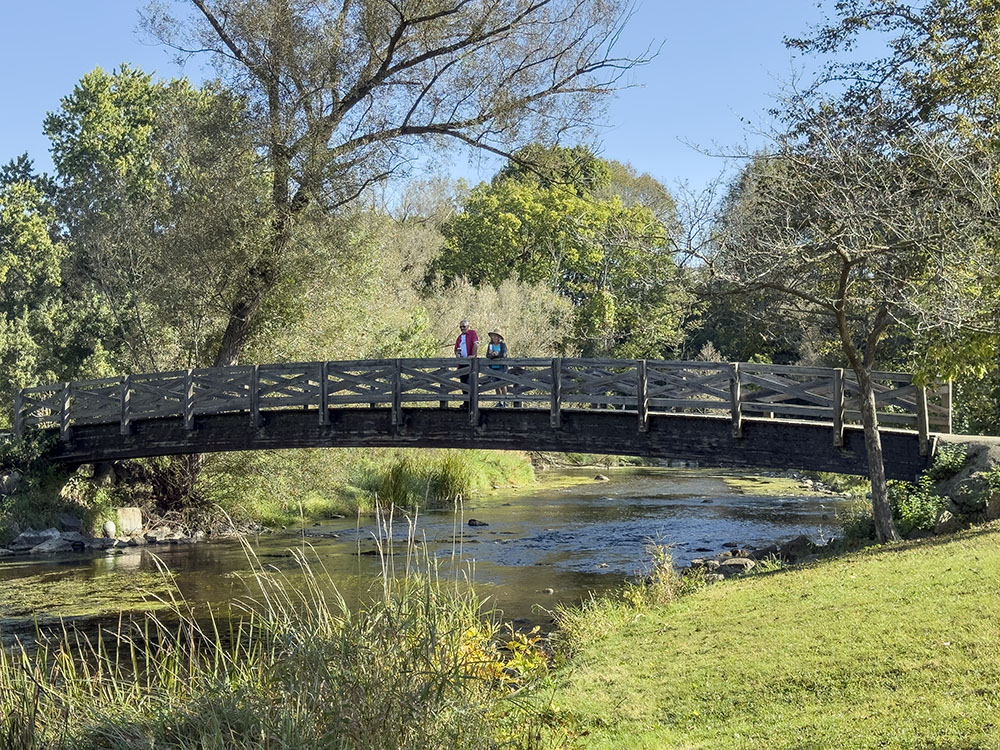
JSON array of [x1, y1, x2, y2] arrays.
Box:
[[326, 360, 394, 406], [257, 364, 322, 409], [399, 359, 471, 401], [560, 359, 637, 409], [18, 385, 62, 429], [190, 367, 254, 416], [69, 378, 124, 425], [129, 371, 187, 420], [739, 365, 839, 421], [476, 359, 554, 404], [646, 361, 731, 413]]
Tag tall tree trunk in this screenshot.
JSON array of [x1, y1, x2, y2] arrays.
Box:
[[857, 370, 902, 542], [213, 287, 274, 367]]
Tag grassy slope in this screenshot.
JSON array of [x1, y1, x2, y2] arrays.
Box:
[[548, 523, 1000, 749]]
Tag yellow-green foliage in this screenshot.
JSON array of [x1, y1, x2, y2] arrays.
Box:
[[545, 523, 1000, 749]]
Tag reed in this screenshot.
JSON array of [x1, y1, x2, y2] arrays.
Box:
[[0, 512, 548, 749]]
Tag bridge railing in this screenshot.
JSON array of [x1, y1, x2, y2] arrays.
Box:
[[13, 358, 952, 451]]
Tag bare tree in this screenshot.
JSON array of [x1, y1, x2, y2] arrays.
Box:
[[707, 106, 1000, 541], [143, 0, 652, 366]]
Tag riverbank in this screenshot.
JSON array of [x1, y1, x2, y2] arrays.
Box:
[[543, 520, 1000, 749]]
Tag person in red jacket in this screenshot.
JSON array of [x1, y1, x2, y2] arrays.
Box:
[[454, 320, 478, 358], [454, 320, 478, 407]]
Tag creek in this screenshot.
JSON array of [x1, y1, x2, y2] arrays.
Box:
[[0, 468, 848, 642]]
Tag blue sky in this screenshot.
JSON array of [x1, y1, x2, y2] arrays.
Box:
[[0, 1, 830, 192]]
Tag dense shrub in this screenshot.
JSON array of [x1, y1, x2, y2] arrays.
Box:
[[926, 443, 967, 482], [888, 476, 948, 537]]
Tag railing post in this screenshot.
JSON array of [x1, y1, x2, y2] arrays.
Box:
[[832, 368, 845, 447], [916, 383, 930, 456], [550, 358, 562, 429], [120, 375, 132, 436], [944, 379, 953, 434], [729, 363, 742, 438], [13, 390, 24, 437], [469, 357, 480, 426], [250, 365, 261, 428], [391, 359, 402, 426], [637, 360, 648, 433], [59, 382, 72, 442], [184, 369, 195, 430], [319, 362, 330, 426]]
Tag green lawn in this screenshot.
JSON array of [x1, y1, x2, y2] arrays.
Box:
[[546, 523, 1000, 749]]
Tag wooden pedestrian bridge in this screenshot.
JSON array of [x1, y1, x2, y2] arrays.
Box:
[[13, 358, 952, 480]]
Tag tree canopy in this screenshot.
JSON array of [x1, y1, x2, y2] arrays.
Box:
[[431, 145, 688, 358], [142, 0, 651, 365]]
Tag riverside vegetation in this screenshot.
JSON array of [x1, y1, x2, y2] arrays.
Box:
[[2, 447, 998, 748], [0, 535, 552, 750], [3, 504, 1000, 748]]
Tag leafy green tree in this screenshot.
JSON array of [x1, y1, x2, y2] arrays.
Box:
[[711, 108, 1000, 542], [432, 146, 687, 357], [0, 162, 113, 426], [44, 66, 271, 372], [142, 0, 650, 366], [787, 0, 1000, 434]]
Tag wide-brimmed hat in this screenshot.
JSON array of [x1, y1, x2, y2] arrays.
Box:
[[487, 328, 504, 340]]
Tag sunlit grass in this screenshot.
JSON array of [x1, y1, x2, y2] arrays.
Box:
[[544, 522, 1000, 749]]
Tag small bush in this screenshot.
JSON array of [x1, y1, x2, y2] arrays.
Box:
[[814, 471, 870, 498], [926, 443, 968, 482], [358, 450, 534, 510], [425, 451, 474, 505], [888, 476, 948, 537], [836, 496, 877, 545]]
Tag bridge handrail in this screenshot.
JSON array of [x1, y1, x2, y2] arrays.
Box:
[[13, 358, 952, 451]]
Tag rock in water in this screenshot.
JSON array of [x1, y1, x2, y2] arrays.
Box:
[[468, 519, 489, 527]]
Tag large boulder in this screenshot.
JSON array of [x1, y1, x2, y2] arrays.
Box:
[[934, 509, 964, 535], [10, 528, 61, 552], [30, 536, 74, 554], [116, 507, 143, 536], [933, 439, 1000, 518], [57, 513, 83, 533], [717, 557, 756, 576], [779, 534, 815, 563]]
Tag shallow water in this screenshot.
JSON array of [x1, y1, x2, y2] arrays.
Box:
[[0, 468, 846, 639]]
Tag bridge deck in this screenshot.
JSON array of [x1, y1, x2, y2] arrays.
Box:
[[14, 358, 950, 479]]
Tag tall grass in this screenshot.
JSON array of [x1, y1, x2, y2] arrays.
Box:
[[552, 545, 688, 661], [358, 449, 534, 510], [0, 518, 548, 749]]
